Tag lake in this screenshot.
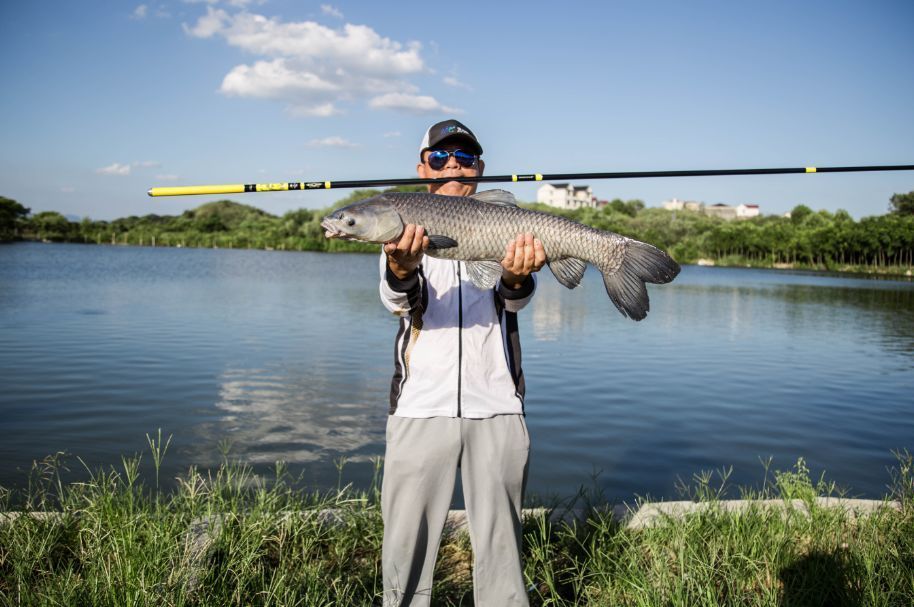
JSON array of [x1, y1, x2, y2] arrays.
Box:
[[1, 242, 912, 505]]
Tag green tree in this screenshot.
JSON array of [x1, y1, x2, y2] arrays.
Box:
[[0, 195, 31, 241], [889, 191, 914, 215], [11, 188, 911, 272], [605, 198, 645, 217], [197, 214, 227, 233], [789, 204, 813, 225], [29, 211, 74, 242]]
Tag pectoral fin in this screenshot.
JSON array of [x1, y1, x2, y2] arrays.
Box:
[[464, 260, 503, 289], [548, 257, 587, 289], [470, 189, 518, 207], [427, 235, 458, 250]]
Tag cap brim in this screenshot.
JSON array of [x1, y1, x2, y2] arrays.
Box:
[[425, 135, 483, 156]]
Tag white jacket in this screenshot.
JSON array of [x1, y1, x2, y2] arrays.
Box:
[[379, 253, 536, 418]]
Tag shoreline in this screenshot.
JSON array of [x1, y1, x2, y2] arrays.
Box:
[[2, 447, 911, 604], [6, 238, 914, 281], [2, 461, 911, 604]]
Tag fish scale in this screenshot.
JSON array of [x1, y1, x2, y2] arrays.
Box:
[[388, 192, 626, 272], [321, 189, 680, 321]]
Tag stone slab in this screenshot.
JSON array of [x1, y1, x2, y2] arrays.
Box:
[[625, 498, 902, 530]]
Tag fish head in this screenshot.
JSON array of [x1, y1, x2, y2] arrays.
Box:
[[321, 197, 404, 243]]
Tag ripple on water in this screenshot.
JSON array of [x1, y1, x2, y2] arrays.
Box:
[[1, 245, 912, 500]]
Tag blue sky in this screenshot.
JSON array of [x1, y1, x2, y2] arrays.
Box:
[[2, 0, 912, 220]]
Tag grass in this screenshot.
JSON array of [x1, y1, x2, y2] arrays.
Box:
[[1, 435, 912, 606]]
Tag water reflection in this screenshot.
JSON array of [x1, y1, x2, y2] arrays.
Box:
[[194, 364, 387, 465], [1, 245, 912, 501], [668, 274, 914, 365], [530, 283, 589, 341]]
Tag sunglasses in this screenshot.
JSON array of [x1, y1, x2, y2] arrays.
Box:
[[425, 149, 478, 171]]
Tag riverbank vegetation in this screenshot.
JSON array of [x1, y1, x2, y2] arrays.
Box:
[[3, 189, 913, 275], [1, 439, 912, 605]]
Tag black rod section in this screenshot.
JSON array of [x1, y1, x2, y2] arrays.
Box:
[[334, 164, 914, 188], [148, 164, 914, 196]]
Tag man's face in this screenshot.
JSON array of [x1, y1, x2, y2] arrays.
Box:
[[417, 140, 485, 197]]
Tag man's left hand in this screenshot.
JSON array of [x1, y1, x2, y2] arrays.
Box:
[[501, 233, 546, 290]]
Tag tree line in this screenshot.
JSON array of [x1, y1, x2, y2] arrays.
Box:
[[2, 190, 913, 274]]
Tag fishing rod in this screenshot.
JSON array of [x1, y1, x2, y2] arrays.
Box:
[[147, 163, 914, 197]]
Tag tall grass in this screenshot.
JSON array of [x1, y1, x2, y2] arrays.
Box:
[[1, 437, 912, 606]]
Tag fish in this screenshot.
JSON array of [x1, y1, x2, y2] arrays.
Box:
[[321, 189, 680, 320]]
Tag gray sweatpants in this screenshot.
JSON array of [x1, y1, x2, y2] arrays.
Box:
[[381, 414, 530, 607]]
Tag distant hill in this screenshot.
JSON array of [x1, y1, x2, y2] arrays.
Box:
[[181, 200, 276, 230]]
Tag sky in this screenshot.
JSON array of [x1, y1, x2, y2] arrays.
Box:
[[1, 0, 913, 221]]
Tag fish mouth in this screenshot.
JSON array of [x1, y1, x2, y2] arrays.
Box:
[[320, 218, 348, 239], [320, 218, 339, 236], [320, 218, 364, 242]]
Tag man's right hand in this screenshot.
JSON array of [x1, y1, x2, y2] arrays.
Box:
[[384, 224, 429, 280]]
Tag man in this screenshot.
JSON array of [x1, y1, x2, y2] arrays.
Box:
[[379, 119, 545, 606]]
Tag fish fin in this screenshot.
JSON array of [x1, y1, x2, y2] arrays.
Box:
[[426, 235, 458, 249], [599, 239, 680, 321], [470, 189, 518, 207], [548, 257, 587, 289], [464, 260, 503, 289]]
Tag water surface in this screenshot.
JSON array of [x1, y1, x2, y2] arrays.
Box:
[[1, 243, 912, 503]]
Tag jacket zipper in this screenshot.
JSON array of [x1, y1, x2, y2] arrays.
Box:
[[456, 262, 463, 417]]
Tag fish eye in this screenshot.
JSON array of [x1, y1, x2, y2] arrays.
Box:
[[347, 217, 356, 226]]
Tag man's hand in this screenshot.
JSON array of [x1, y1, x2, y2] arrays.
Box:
[[384, 224, 429, 280], [501, 233, 546, 289]]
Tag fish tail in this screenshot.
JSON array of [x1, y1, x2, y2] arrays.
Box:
[[596, 239, 680, 321]]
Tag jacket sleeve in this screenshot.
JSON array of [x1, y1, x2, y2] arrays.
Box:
[[496, 273, 537, 313], [379, 252, 425, 317]]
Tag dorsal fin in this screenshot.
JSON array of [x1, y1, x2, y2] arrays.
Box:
[[471, 189, 518, 207]]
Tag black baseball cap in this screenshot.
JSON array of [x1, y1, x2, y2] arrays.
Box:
[[419, 119, 483, 157]]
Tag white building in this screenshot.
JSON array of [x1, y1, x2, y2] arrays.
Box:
[[662, 198, 702, 212], [703, 203, 738, 220], [537, 183, 596, 209], [704, 203, 761, 220], [662, 198, 761, 220], [736, 204, 760, 219]]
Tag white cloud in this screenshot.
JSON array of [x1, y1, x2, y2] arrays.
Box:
[[183, 6, 229, 37], [221, 59, 339, 99], [183, 7, 454, 117], [60, 186, 76, 193], [286, 102, 341, 117], [190, 10, 424, 75], [443, 75, 472, 90], [369, 93, 460, 115], [307, 136, 358, 148], [383, 131, 401, 138], [183, 0, 262, 5], [133, 160, 161, 168], [131, 5, 148, 20], [321, 4, 344, 19], [96, 163, 132, 176], [154, 174, 181, 181]]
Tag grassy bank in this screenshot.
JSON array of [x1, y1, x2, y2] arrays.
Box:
[[693, 254, 914, 278], [1, 437, 912, 606]]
